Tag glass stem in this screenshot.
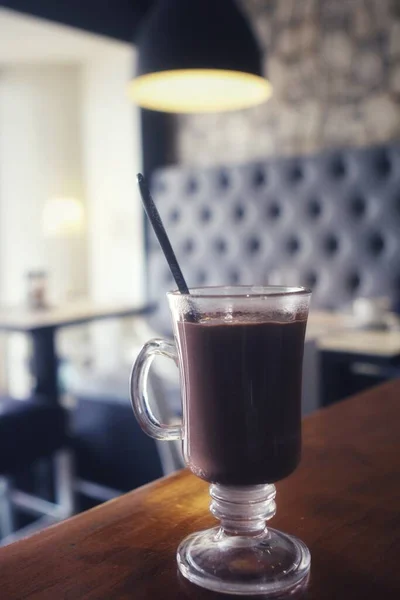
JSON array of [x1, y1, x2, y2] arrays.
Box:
[[209, 483, 277, 537]]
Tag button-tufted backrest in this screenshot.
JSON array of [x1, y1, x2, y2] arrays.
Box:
[[147, 143, 400, 334]]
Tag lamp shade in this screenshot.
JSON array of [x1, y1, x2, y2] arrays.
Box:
[[129, 0, 271, 113]]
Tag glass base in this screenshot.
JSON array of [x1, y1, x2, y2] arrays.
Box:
[[177, 484, 311, 597], [177, 527, 310, 597]]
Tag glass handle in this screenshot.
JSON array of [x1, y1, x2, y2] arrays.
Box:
[[130, 338, 182, 441]]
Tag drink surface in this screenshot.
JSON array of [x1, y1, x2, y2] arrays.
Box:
[[176, 315, 307, 485]]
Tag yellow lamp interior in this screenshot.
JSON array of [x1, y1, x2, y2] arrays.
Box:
[[128, 69, 272, 113]]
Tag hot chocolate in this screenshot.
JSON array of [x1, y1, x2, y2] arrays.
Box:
[[177, 316, 307, 485]]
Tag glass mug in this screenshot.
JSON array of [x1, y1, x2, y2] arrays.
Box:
[[130, 286, 311, 596]]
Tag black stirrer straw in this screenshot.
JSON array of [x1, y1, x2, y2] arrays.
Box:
[[137, 173, 198, 320]]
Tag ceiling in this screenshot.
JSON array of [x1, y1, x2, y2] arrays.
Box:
[[0, 0, 154, 41], [0, 8, 134, 64]]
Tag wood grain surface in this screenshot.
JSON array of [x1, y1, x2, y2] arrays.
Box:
[[1, 380, 400, 599]]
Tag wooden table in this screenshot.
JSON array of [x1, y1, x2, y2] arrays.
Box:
[[0, 301, 152, 402], [1, 380, 400, 599]]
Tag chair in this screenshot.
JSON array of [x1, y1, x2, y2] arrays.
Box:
[[65, 321, 180, 495], [0, 396, 74, 546]]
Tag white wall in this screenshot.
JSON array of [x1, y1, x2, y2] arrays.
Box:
[[82, 47, 144, 306], [0, 65, 85, 304], [0, 8, 145, 307], [81, 47, 145, 371]]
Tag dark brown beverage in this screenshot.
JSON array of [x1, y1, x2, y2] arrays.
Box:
[[177, 316, 307, 485]]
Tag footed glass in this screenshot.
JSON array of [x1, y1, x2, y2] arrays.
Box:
[[130, 286, 311, 596]]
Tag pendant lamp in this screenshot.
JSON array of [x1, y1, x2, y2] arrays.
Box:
[[129, 0, 272, 113]]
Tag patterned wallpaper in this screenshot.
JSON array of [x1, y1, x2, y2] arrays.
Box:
[[175, 0, 400, 165]]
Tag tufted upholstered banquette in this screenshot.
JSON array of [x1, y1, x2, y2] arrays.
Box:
[[148, 143, 400, 334]]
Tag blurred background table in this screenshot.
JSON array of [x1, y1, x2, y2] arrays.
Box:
[[314, 317, 400, 406], [0, 301, 152, 403], [306, 310, 400, 408]]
